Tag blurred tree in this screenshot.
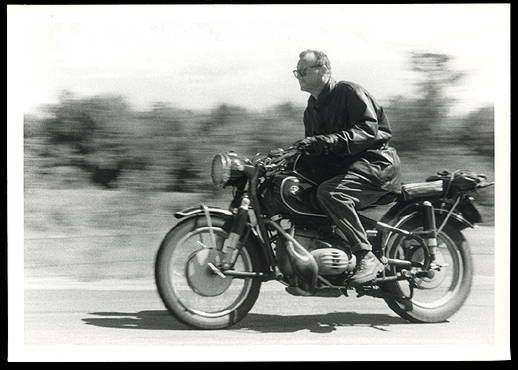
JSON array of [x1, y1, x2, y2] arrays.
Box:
[[386, 52, 465, 154], [458, 105, 494, 158], [24, 114, 45, 138], [199, 103, 248, 134], [269, 102, 300, 119], [411, 52, 465, 99], [22, 51, 495, 221], [38, 92, 134, 188]]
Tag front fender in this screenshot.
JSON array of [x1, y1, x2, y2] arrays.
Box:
[[174, 205, 232, 219], [172, 205, 271, 273]]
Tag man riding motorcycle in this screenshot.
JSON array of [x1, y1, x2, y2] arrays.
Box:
[[292, 49, 402, 286]]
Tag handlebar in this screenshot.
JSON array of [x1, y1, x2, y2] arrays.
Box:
[[259, 146, 301, 174], [275, 146, 300, 161]]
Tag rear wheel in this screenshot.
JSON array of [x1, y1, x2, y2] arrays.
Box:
[[155, 215, 262, 329], [382, 218, 473, 323]]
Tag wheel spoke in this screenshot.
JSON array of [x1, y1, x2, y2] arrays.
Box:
[[199, 233, 207, 248], [196, 240, 210, 249]]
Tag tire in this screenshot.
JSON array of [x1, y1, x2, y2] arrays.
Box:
[[382, 217, 473, 323], [155, 215, 263, 329]]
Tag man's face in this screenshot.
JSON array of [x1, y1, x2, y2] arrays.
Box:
[[294, 53, 328, 93]]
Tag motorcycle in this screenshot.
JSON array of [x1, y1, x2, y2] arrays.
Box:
[[155, 147, 493, 329]]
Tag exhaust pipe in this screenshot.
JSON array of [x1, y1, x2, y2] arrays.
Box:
[[267, 221, 318, 293]]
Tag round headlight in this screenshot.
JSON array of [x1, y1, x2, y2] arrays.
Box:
[[211, 153, 231, 188]]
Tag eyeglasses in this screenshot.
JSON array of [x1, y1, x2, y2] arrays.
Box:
[[292, 64, 323, 78]]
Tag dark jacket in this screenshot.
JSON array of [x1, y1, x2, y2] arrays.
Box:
[[299, 79, 401, 192]]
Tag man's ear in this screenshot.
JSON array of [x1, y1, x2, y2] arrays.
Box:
[[322, 66, 331, 79]]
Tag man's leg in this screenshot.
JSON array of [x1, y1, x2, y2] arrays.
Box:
[[316, 171, 387, 285]]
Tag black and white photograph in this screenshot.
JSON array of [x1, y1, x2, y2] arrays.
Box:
[[7, 4, 510, 361]]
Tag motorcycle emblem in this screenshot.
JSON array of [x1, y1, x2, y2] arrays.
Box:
[[289, 185, 300, 195]]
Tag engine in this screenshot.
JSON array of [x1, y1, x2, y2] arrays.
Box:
[[275, 225, 357, 291], [294, 230, 356, 276], [311, 248, 354, 275]]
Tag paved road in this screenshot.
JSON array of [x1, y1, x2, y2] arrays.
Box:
[[22, 226, 498, 356], [24, 276, 494, 348]]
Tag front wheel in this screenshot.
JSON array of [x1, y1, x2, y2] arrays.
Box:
[[382, 219, 473, 323], [155, 215, 262, 329]]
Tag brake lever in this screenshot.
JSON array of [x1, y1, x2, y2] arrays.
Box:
[[278, 147, 300, 161]]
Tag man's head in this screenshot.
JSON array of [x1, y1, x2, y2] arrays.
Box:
[[294, 50, 332, 96]]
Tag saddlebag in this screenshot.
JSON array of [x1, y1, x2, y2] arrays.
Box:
[[427, 169, 488, 197], [400, 180, 444, 200]]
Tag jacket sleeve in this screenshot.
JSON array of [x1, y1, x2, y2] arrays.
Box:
[[303, 109, 311, 138], [313, 87, 391, 156]]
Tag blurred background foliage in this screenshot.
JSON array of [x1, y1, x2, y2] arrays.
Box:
[[24, 52, 494, 223]]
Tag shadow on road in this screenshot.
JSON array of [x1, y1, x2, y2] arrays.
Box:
[[235, 312, 408, 333], [83, 310, 408, 333], [83, 310, 191, 330]]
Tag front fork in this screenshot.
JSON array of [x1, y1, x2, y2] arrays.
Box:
[[422, 201, 438, 263], [219, 196, 251, 269]]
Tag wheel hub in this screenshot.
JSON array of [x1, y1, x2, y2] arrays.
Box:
[[185, 248, 233, 297], [410, 248, 447, 289]]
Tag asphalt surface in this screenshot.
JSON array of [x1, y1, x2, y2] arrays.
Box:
[[24, 276, 494, 347], [19, 226, 505, 360]]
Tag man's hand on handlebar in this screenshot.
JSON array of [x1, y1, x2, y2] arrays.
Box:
[[293, 136, 326, 155]]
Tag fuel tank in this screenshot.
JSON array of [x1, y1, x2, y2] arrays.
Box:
[[260, 173, 326, 217]]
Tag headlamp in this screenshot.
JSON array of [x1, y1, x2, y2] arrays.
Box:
[[211, 152, 246, 188]]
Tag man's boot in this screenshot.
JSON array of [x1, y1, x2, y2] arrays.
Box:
[[349, 250, 384, 286]]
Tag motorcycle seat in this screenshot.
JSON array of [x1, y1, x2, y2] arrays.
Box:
[[372, 192, 399, 205], [364, 180, 444, 210], [400, 180, 444, 200]]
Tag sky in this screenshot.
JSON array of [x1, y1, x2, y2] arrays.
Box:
[[8, 4, 510, 115]]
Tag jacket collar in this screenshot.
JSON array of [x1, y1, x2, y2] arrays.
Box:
[[309, 78, 336, 109]]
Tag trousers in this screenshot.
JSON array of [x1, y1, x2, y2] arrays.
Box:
[[316, 171, 388, 252]]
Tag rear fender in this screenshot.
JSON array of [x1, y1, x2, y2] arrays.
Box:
[[380, 201, 475, 230], [379, 201, 474, 250]]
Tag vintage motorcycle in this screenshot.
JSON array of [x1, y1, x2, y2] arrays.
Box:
[[155, 147, 493, 329]]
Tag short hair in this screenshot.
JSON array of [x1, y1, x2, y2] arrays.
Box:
[[299, 49, 331, 70]]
